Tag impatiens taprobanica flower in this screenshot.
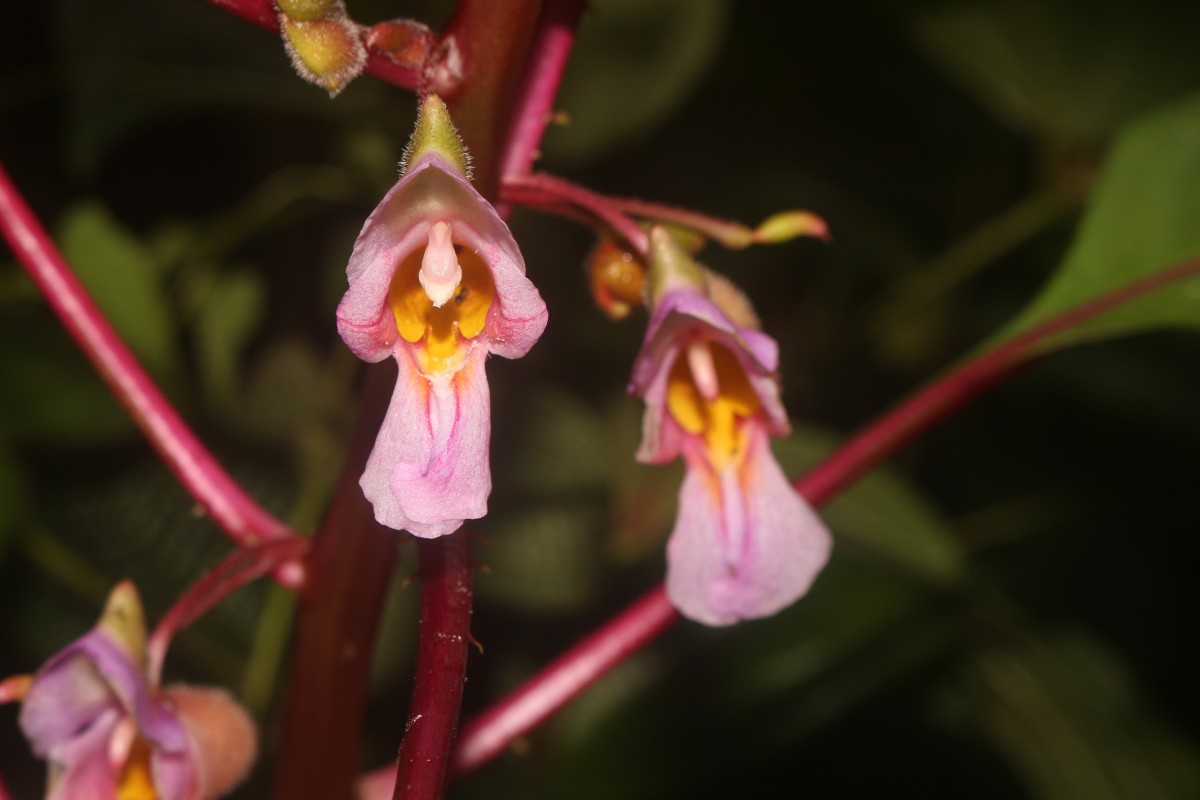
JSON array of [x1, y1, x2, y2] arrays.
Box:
[[337, 93, 548, 537], [631, 227, 832, 626], [9, 582, 256, 800]]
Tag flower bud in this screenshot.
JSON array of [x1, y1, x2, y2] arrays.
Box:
[[753, 210, 830, 244], [281, 15, 367, 96], [165, 685, 258, 799], [276, 0, 337, 23], [587, 239, 646, 320]]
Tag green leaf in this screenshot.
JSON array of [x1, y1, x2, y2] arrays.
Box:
[[543, 0, 730, 164], [998, 92, 1200, 352], [0, 315, 133, 444], [961, 633, 1200, 799], [773, 423, 964, 584], [58, 201, 178, 379], [913, 0, 1200, 145], [192, 269, 265, 413]]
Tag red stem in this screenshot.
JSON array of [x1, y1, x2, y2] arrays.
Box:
[[202, 0, 423, 90], [392, 535, 474, 800], [0, 765, 11, 800], [146, 537, 310, 686], [272, 364, 402, 800], [448, 255, 1200, 774], [0, 164, 297, 567]]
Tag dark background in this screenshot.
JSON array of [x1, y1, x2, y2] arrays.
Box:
[[2, 0, 1199, 797]]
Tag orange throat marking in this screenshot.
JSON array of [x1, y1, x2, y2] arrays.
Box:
[[389, 234, 495, 374]]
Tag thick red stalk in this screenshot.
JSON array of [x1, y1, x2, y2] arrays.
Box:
[[449, 255, 1200, 774], [392, 535, 474, 800], [0, 164, 296, 569], [202, 0, 423, 90], [272, 363, 401, 800], [438, 0, 543, 196]]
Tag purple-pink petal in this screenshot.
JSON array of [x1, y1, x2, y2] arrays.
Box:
[[336, 150, 546, 363], [360, 343, 491, 537], [665, 426, 832, 626]]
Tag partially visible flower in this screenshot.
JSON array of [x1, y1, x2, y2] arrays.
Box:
[[336, 93, 548, 537], [11, 582, 256, 800], [630, 227, 832, 625]]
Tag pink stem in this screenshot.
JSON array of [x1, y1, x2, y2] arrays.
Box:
[[796, 255, 1200, 503], [202, 0, 423, 90], [452, 585, 678, 775], [503, 173, 649, 253], [146, 537, 311, 687], [498, 0, 585, 194], [0, 765, 12, 800], [447, 254, 1200, 774], [0, 165, 298, 562]]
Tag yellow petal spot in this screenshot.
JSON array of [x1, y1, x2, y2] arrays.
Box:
[[389, 230, 495, 373], [666, 341, 759, 469], [117, 738, 158, 800]]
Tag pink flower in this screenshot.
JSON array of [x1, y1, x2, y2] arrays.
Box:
[[336, 94, 547, 537], [14, 582, 256, 800], [630, 228, 831, 625]]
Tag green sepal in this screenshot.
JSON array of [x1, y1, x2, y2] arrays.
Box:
[[403, 93, 471, 178]]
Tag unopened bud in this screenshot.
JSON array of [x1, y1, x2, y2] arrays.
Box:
[[586, 239, 645, 320], [367, 19, 434, 70], [165, 685, 258, 800], [753, 210, 830, 244], [276, 0, 337, 23], [281, 15, 367, 97]]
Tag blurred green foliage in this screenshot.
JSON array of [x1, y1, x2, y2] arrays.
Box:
[[2, 0, 1200, 798]]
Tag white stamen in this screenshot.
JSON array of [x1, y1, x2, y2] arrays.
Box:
[[109, 715, 137, 769], [687, 341, 720, 402], [419, 221, 461, 308]]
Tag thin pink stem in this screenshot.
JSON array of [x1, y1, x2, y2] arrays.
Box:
[[448, 255, 1200, 774], [499, 0, 585, 184], [0, 165, 298, 566], [202, 0, 423, 90], [0, 765, 13, 800], [797, 255, 1200, 503], [453, 585, 678, 775], [503, 173, 649, 253], [392, 535, 474, 800], [147, 537, 311, 686]]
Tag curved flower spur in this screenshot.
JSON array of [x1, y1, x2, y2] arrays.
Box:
[[337, 94, 548, 537], [630, 228, 832, 626]]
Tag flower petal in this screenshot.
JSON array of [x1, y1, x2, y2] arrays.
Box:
[[665, 427, 831, 625], [360, 344, 491, 536], [337, 151, 547, 363], [40, 707, 121, 800]]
